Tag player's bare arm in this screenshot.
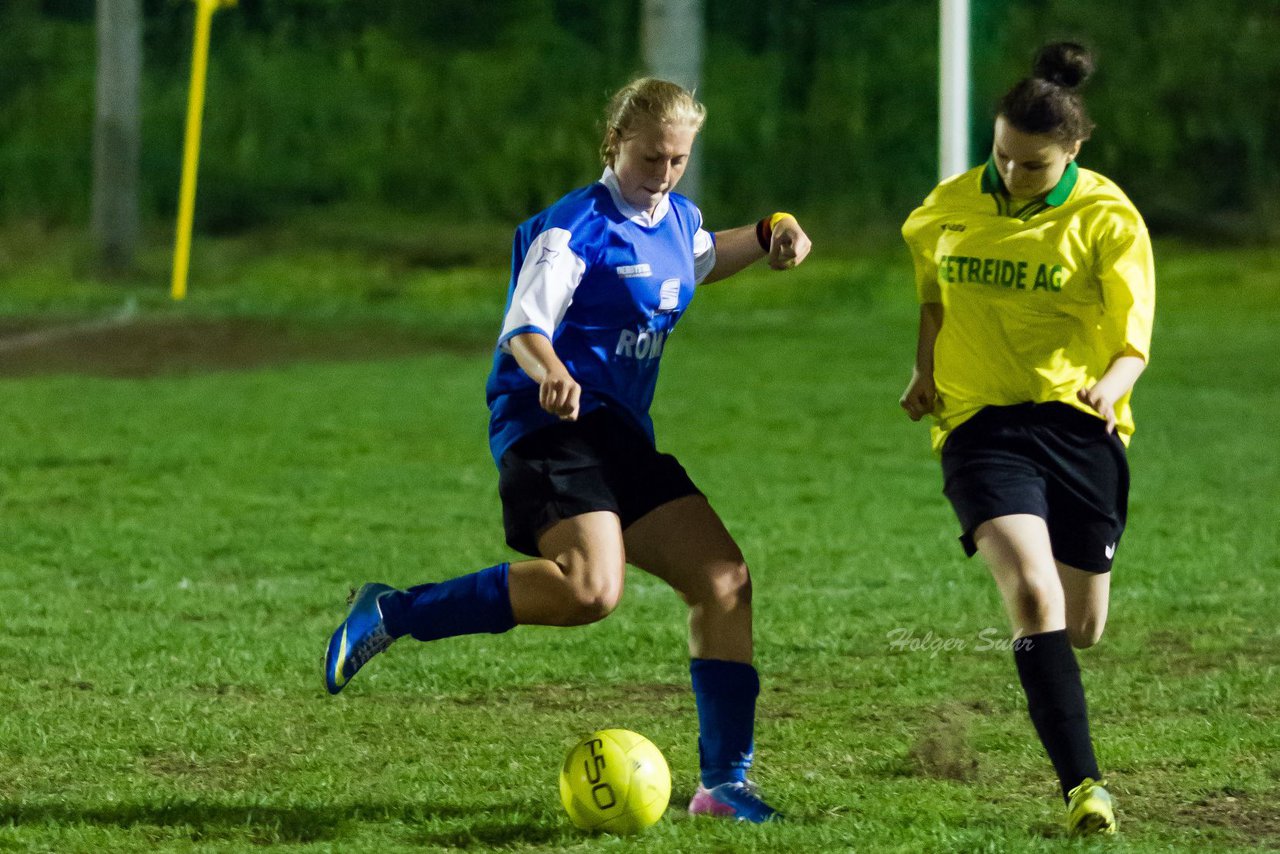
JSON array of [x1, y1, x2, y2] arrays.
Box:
[[901, 302, 943, 420], [767, 216, 812, 270], [701, 215, 813, 284], [511, 331, 581, 421], [1077, 353, 1146, 433]]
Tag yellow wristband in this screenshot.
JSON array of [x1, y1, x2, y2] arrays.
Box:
[[769, 212, 795, 229]]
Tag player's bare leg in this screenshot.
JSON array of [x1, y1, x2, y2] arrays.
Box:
[[325, 513, 624, 693], [623, 495, 752, 663], [973, 513, 1065, 637], [325, 512, 626, 693], [509, 511, 626, 626], [974, 513, 1112, 831], [1057, 561, 1110, 649], [623, 494, 776, 822]]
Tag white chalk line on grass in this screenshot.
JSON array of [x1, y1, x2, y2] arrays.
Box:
[[0, 299, 139, 354]]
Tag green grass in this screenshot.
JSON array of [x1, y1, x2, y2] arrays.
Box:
[[0, 223, 1277, 852]]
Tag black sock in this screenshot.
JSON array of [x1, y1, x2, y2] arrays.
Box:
[[1013, 629, 1100, 801]]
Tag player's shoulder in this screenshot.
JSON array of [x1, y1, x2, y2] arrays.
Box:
[[910, 165, 987, 214], [1070, 167, 1145, 225], [931, 164, 988, 202], [537, 183, 610, 228], [902, 165, 985, 243], [665, 190, 704, 226], [517, 183, 612, 247]]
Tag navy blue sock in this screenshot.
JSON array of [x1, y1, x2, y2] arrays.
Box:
[[379, 563, 516, 642], [1013, 629, 1101, 801], [690, 658, 759, 789]]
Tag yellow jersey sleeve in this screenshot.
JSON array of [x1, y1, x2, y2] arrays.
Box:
[[902, 189, 944, 303], [1093, 213, 1155, 363]]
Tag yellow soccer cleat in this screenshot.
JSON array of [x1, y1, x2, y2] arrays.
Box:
[[1066, 777, 1117, 836]]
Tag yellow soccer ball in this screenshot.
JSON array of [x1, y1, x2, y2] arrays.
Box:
[[559, 729, 671, 834]]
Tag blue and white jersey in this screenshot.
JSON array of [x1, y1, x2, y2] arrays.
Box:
[[485, 167, 717, 464]]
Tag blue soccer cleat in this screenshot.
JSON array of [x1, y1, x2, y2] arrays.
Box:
[[688, 780, 781, 823], [325, 582, 397, 694]]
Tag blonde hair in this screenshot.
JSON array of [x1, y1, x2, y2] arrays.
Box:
[[600, 78, 706, 167]]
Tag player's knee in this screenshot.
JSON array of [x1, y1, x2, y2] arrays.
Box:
[[561, 578, 622, 625], [703, 559, 752, 612], [1068, 617, 1105, 649], [1011, 575, 1061, 627], [561, 595, 617, 625]]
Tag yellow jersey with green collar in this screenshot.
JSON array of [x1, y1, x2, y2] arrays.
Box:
[[902, 159, 1155, 453]]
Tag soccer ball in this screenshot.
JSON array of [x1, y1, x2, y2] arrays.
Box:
[[559, 729, 671, 834]]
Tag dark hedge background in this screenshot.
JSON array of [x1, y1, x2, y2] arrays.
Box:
[[4, 0, 1277, 240]]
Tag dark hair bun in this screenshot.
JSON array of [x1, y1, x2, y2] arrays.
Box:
[[1033, 42, 1094, 89]]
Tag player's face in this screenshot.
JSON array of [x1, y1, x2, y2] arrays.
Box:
[[612, 121, 698, 214], [992, 116, 1082, 198]]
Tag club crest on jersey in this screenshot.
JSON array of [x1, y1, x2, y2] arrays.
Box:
[[658, 278, 681, 311], [616, 263, 652, 278]]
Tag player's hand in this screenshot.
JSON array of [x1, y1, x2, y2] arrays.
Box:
[[540, 368, 581, 421], [769, 217, 812, 270], [900, 369, 937, 421], [1077, 384, 1117, 434]]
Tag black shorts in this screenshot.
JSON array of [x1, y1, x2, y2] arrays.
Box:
[[497, 407, 702, 556], [940, 402, 1129, 573]]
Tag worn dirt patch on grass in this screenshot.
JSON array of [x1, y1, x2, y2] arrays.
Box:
[[905, 703, 980, 782], [0, 316, 487, 378], [1168, 789, 1280, 848]]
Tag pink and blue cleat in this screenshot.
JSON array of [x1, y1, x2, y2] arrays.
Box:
[[688, 780, 780, 823]]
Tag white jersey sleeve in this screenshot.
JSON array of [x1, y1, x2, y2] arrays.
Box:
[[693, 226, 716, 284], [498, 227, 588, 349]]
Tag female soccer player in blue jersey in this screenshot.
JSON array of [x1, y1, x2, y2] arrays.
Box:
[[324, 77, 811, 822], [900, 43, 1154, 836]]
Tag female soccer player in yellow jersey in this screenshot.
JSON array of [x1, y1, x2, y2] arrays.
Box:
[[900, 42, 1154, 836]]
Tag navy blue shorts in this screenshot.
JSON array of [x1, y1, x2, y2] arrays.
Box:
[[940, 402, 1129, 573], [497, 407, 701, 557]]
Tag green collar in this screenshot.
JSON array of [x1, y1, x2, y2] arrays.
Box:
[[981, 157, 1079, 207]]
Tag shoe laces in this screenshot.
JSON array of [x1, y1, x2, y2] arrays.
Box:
[[1068, 777, 1109, 799], [348, 624, 393, 669], [718, 780, 768, 806]]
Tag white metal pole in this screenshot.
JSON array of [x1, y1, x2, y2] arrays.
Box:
[[93, 0, 142, 272], [642, 0, 704, 202], [939, 0, 971, 181]]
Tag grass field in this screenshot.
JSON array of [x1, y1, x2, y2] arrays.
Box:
[[1, 222, 1277, 852]]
